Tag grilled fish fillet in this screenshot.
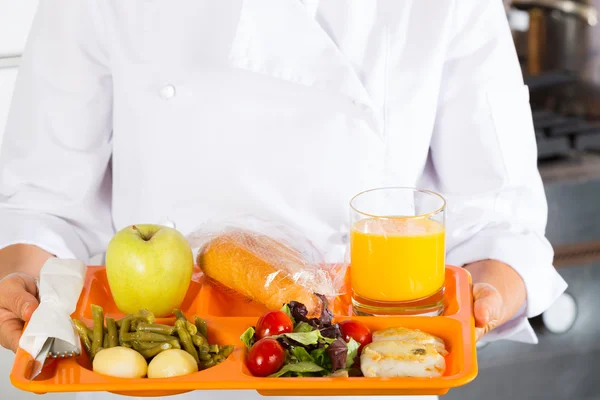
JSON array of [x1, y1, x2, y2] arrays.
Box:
[[372, 327, 448, 356], [360, 340, 446, 378]]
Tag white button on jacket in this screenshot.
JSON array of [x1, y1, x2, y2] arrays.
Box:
[[159, 84, 176, 99], [0, 1, 567, 399]]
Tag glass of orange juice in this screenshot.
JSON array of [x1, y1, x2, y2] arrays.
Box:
[[350, 187, 446, 316]]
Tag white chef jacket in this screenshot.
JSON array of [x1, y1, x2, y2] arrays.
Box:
[[1, 0, 567, 399]]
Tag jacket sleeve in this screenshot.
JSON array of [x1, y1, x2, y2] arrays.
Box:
[[425, 0, 567, 343], [0, 0, 114, 262]]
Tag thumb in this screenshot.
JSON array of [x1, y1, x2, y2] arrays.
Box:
[[472, 283, 502, 329], [19, 297, 39, 322], [1, 273, 39, 321]]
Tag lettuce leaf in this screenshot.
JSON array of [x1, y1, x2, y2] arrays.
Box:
[[269, 362, 324, 378], [321, 336, 337, 345], [315, 294, 333, 326], [289, 301, 309, 323], [345, 337, 360, 368], [293, 321, 314, 333], [310, 348, 331, 370], [291, 347, 314, 363], [327, 339, 348, 371], [280, 330, 321, 346], [240, 326, 255, 349], [280, 304, 294, 323]]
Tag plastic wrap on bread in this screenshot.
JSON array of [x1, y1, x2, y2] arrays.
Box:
[[187, 217, 347, 315]]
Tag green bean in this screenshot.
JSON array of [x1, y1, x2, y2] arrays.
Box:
[[119, 315, 134, 345], [90, 305, 104, 356], [220, 345, 234, 358], [138, 332, 178, 342], [198, 343, 209, 354], [120, 332, 135, 342], [136, 322, 176, 336], [194, 317, 208, 339], [198, 351, 212, 361], [175, 319, 199, 364], [106, 318, 118, 348], [133, 341, 160, 350], [121, 342, 132, 348], [103, 334, 108, 348], [191, 334, 206, 348], [137, 309, 156, 324], [72, 319, 91, 340], [199, 358, 215, 369], [185, 321, 197, 335], [138, 342, 172, 359], [208, 344, 219, 354], [80, 336, 92, 355], [169, 340, 181, 349], [173, 309, 186, 320], [121, 331, 178, 342], [131, 319, 140, 331], [73, 319, 94, 342], [133, 341, 170, 353], [72, 319, 92, 355], [213, 354, 225, 364], [116, 314, 133, 328], [132, 341, 147, 352]]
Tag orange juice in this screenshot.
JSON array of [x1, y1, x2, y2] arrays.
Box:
[[350, 217, 445, 302]]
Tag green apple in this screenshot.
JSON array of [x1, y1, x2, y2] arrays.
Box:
[[106, 224, 193, 317]]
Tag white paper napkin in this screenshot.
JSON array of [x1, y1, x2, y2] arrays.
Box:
[[19, 258, 86, 358]]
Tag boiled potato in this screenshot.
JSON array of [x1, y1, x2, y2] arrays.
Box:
[[92, 346, 148, 378], [147, 349, 199, 378]]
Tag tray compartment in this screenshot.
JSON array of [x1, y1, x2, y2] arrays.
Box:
[[195, 267, 466, 318], [10, 265, 476, 397], [333, 267, 465, 318], [237, 316, 465, 379], [70, 318, 241, 373], [194, 280, 271, 317], [231, 314, 476, 396], [75, 266, 208, 323]]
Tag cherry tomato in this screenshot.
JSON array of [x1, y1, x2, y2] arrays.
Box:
[[246, 338, 286, 377], [255, 311, 293, 339], [338, 320, 372, 353]]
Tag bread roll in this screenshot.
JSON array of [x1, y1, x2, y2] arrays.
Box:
[[197, 231, 320, 313]]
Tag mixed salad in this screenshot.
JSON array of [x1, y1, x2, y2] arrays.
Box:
[[240, 295, 372, 377]]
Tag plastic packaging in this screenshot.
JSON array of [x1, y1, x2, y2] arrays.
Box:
[[186, 216, 347, 310]]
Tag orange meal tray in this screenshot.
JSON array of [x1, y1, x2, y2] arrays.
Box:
[[10, 265, 477, 397]]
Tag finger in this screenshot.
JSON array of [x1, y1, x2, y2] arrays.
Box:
[[473, 298, 490, 328], [472, 283, 502, 328], [20, 299, 39, 322], [0, 313, 24, 352], [0, 272, 39, 296], [0, 273, 40, 321], [472, 283, 494, 327], [14, 273, 39, 297], [475, 327, 485, 342]]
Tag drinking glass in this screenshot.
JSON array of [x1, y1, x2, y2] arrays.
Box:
[[349, 187, 446, 316]]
